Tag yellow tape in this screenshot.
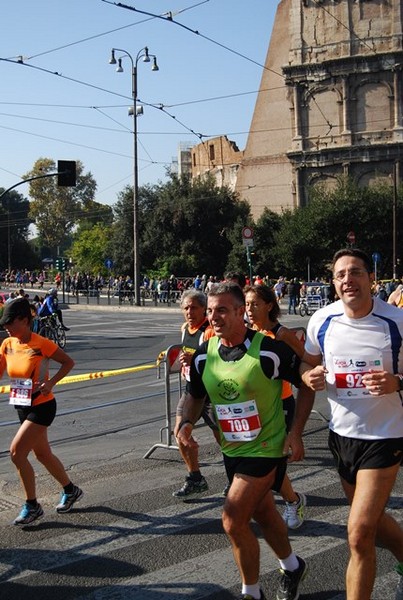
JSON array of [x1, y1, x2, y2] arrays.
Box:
[[0, 362, 157, 395]]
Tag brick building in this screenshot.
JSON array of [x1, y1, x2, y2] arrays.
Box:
[[191, 135, 244, 191]]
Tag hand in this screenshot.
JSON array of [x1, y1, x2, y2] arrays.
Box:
[[179, 351, 193, 368], [302, 365, 327, 391], [35, 380, 53, 396], [283, 431, 305, 463], [362, 370, 396, 396]]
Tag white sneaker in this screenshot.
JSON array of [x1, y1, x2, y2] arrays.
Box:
[[282, 492, 307, 529]]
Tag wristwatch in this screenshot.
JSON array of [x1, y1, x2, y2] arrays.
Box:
[[396, 374, 403, 391]]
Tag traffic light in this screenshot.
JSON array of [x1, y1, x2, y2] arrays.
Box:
[[55, 258, 66, 271], [57, 160, 76, 187]]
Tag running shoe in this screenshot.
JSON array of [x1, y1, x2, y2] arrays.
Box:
[[282, 493, 307, 529], [172, 476, 208, 497], [240, 592, 266, 599], [56, 485, 83, 513], [276, 556, 307, 600], [14, 502, 44, 525]]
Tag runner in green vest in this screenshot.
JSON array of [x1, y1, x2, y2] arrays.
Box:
[[177, 282, 313, 600]]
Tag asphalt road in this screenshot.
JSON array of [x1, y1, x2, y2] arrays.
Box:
[[0, 306, 401, 600]]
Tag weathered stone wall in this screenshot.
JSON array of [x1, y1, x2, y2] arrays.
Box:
[[191, 135, 243, 191], [237, 0, 403, 218]]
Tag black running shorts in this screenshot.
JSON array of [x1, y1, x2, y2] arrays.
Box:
[[223, 454, 287, 491], [328, 429, 403, 485], [16, 399, 57, 427]]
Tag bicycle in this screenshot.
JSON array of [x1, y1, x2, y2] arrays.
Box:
[[298, 297, 311, 317], [38, 314, 66, 349]]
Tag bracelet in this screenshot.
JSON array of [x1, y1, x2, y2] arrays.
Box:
[[178, 419, 193, 430]]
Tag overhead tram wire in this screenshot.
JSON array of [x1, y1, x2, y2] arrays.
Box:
[[23, 0, 209, 61], [0, 84, 284, 111], [0, 58, 210, 153], [102, 0, 284, 79]]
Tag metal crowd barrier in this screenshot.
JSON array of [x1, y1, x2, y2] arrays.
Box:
[[143, 344, 183, 458]]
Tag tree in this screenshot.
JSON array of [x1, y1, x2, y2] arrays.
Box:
[[0, 187, 38, 270], [111, 174, 251, 278], [24, 158, 97, 255], [252, 208, 282, 277], [272, 177, 403, 279], [70, 223, 113, 274]]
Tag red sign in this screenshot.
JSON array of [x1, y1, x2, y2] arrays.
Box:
[[347, 231, 355, 244]]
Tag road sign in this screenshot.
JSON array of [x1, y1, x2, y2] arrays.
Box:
[[242, 226, 253, 239], [104, 258, 114, 270], [372, 252, 381, 264], [242, 226, 254, 247], [346, 231, 355, 244]]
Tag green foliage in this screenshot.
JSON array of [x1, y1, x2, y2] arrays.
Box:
[[272, 177, 403, 279], [25, 158, 98, 255], [70, 223, 113, 274], [253, 209, 282, 276], [111, 174, 251, 278], [0, 187, 39, 270]]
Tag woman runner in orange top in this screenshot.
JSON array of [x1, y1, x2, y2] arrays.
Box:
[[244, 285, 307, 529], [0, 297, 83, 525]]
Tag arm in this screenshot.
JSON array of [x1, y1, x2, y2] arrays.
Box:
[[275, 326, 305, 358], [0, 352, 6, 379], [387, 289, 398, 305], [284, 351, 323, 462], [285, 382, 316, 462], [176, 392, 206, 448], [300, 351, 327, 390], [36, 347, 74, 396]]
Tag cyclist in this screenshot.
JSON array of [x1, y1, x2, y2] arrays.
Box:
[[38, 288, 70, 331]]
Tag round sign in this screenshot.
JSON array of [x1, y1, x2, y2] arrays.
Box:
[[242, 226, 254, 239], [346, 231, 355, 244], [372, 252, 381, 264]]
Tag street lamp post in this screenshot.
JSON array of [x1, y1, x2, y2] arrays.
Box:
[[392, 160, 399, 279], [109, 47, 159, 306]]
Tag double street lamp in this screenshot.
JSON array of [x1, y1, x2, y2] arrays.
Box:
[[109, 47, 159, 305]]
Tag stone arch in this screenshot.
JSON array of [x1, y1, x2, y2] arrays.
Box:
[[352, 80, 393, 133], [308, 172, 339, 191], [302, 86, 342, 142], [357, 169, 391, 187]]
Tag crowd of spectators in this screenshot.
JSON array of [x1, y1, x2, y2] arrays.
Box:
[[1, 268, 402, 307]]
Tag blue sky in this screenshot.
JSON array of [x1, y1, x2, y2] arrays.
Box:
[[1, 0, 277, 206]]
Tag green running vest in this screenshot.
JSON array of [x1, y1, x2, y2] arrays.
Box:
[[202, 333, 286, 458]]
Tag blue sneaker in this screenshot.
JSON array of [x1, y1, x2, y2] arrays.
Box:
[[56, 485, 83, 513], [14, 502, 44, 525]]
